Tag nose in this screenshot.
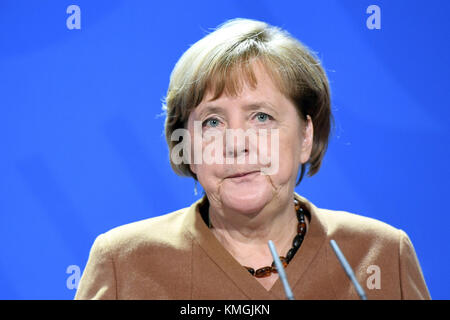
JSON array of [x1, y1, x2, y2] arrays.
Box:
[[223, 117, 249, 160], [225, 131, 248, 158]]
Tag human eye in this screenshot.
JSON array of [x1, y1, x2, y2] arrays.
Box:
[[202, 117, 221, 128], [254, 112, 273, 123]]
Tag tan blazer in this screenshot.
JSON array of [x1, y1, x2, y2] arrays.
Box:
[[75, 193, 431, 300]]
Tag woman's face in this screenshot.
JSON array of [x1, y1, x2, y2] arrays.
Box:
[[187, 62, 313, 215]]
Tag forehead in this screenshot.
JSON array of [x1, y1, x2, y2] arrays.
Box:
[[197, 61, 287, 111]]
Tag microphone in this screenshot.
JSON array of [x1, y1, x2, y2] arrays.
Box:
[[268, 240, 295, 300], [330, 239, 368, 300]]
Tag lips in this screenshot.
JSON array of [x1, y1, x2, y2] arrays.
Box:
[[226, 170, 260, 179]]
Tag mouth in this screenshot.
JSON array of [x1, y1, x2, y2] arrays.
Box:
[[226, 170, 260, 179]]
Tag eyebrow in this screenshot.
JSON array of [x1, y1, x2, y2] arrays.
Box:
[[196, 101, 278, 118]]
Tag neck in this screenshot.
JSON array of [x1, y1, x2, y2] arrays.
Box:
[[207, 196, 298, 265]]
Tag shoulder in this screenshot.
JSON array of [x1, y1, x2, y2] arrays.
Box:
[[316, 208, 402, 245], [315, 208, 431, 299], [296, 193, 402, 245], [76, 206, 196, 299], [96, 207, 192, 255]]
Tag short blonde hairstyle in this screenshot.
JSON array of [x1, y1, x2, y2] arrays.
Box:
[[163, 18, 333, 185]]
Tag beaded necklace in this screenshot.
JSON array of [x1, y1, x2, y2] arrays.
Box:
[[201, 197, 308, 278]]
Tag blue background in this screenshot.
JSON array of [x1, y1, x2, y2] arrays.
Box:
[[0, 0, 448, 299]]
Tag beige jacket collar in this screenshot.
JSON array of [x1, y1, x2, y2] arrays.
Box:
[[182, 192, 330, 300]]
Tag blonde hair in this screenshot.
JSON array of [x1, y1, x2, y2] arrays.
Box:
[[163, 18, 333, 185]]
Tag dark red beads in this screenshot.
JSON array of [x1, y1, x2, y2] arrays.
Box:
[[292, 234, 304, 248], [245, 267, 255, 276], [255, 266, 273, 278], [244, 197, 308, 277], [286, 247, 298, 263], [271, 256, 288, 273], [297, 222, 307, 234]]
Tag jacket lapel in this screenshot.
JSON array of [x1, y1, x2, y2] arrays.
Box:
[[183, 193, 329, 300]]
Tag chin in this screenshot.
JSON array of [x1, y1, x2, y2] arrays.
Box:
[[220, 184, 272, 215]]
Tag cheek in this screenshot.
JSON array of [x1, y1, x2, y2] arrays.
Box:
[[193, 164, 222, 196], [268, 130, 302, 183], [189, 127, 224, 175], [191, 137, 225, 192]]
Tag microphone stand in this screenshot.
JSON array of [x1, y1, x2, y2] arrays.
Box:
[[267, 239, 368, 300], [268, 240, 295, 300], [330, 239, 368, 300]]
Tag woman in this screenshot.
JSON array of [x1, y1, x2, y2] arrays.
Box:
[[75, 18, 430, 300]]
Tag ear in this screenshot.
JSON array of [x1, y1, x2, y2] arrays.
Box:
[[299, 115, 313, 164]]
